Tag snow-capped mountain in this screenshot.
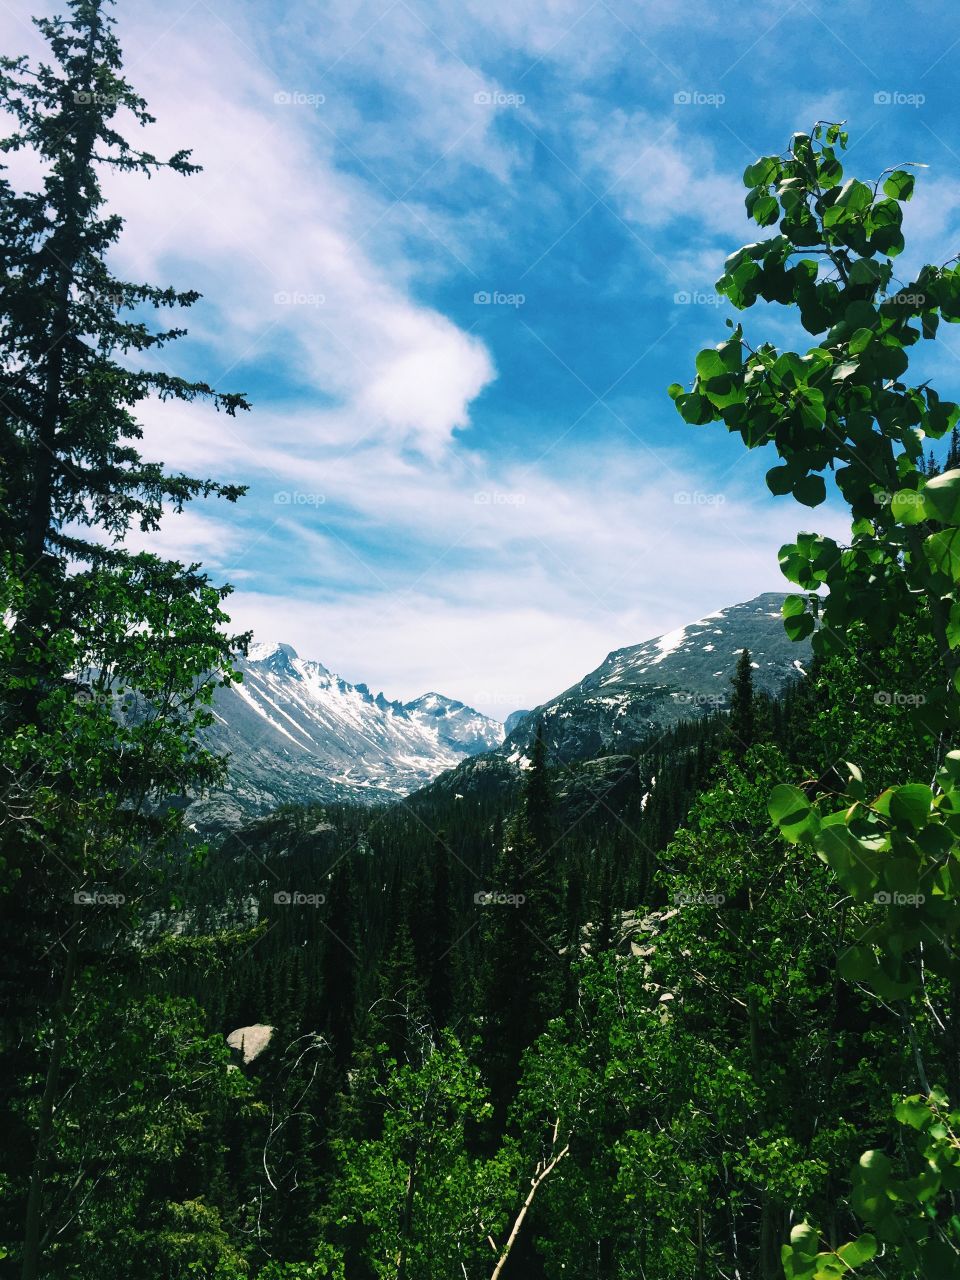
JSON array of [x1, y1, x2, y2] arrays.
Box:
[[193, 595, 808, 828], [190, 642, 503, 829], [500, 592, 807, 762], [416, 594, 810, 812]]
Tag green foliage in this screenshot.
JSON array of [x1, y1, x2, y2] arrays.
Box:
[[0, 4, 252, 1275], [323, 1033, 517, 1277], [675, 122, 960, 1278], [29, 989, 254, 1278], [784, 1092, 960, 1278]]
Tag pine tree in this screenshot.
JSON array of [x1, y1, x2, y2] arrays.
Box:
[[591, 855, 617, 953], [728, 647, 756, 758], [480, 722, 564, 1114], [0, 7, 250, 1274], [427, 832, 454, 1028]]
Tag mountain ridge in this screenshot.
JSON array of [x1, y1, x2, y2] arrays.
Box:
[[194, 592, 808, 829], [188, 644, 503, 829], [415, 592, 808, 805]]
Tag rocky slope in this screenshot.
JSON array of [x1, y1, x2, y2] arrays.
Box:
[[193, 594, 808, 828], [189, 642, 503, 829], [501, 592, 807, 762], [417, 593, 809, 805]]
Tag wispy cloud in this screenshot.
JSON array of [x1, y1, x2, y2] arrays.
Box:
[[3, 0, 958, 712]]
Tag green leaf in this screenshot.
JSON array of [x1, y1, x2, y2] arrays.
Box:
[[947, 603, 960, 650], [751, 193, 780, 225], [677, 393, 713, 425], [894, 1095, 933, 1130], [783, 594, 808, 618], [839, 945, 881, 985], [823, 178, 873, 227], [767, 465, 796, 496], [788, 1223, 821, 1258], [836, 1234, 877, 1267], [849, 258, 887, 286], [818, 826, 879, 896], [818, 153, 843, 189], [784, 610, 815, 641], [858, 1149, 892, 1184], [883, 170, 916, 201], [924, 528, 960, 580], [769, 784, 818, 842], [891, 488, 929, 525], [743, 156, 781, 188], [888, 783, 932, 829], [922, 470, 960, 525], [794, 474, 827, 507], [696, 348, 727, 380]]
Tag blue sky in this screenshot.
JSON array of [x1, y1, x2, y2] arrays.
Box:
[[5, 0, 960, 716]]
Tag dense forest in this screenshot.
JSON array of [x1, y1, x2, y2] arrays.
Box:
[[5, 2, 960, 1278]]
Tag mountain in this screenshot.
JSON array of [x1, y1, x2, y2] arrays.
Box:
[[501, 592, 807, 761], [188, 642, 503, 829], [194, 594, 808, 829], [417, 593, 809, 804], [504, 709, 531, 735]]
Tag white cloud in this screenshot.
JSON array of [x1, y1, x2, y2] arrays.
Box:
[[61, 5, 497, 461], [122, 506, 243, 567], [575, 107, 749, 247], [0, 0, 851, 719], [191, 426, 846, 713]]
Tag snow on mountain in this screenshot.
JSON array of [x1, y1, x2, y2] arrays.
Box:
[[489, 593, 808, 767], [402, 692, 503, 755], [192, 595, 808, 827], [189, 643, 503, 829]]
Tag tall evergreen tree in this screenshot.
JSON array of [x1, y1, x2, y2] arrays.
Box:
[[0, 5, 250, 1275], [728, 646, 756, 757], [481, 722, 564, 1114]]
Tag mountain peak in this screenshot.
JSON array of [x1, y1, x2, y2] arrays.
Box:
[[192, 638, 504, 828], [497, 591, 806, 764], [246, 640, 299, 663], [405, 692, 464, 713]]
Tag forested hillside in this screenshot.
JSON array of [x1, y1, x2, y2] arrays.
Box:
[[5, 4, 960, 1279]]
